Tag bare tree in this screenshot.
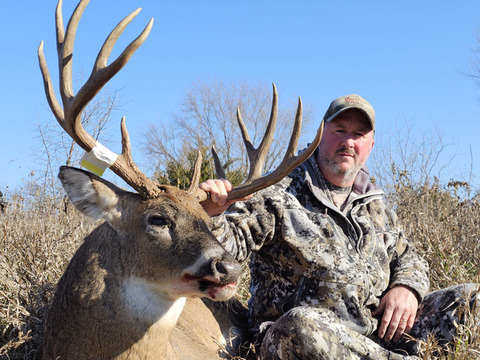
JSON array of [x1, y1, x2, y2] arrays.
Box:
[[469, 32, 480, 89], [34, 85, 121, 198], [143, 79, 314, 183], [369, 116, 464, 200]]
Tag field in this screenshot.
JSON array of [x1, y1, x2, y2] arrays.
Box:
[[1, 177, 479, 359]]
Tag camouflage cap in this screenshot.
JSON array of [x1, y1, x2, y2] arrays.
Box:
[[323, 94, 375, 131]]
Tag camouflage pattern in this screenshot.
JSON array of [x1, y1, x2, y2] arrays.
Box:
[[259, 307, 415, 359], [388, 283, 480, 356], [257, 283, 479, 359], [210, 153, 478, 358], [212, 154, 429, 334]]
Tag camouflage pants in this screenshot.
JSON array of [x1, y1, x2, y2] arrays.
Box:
[[258, 284, 479, 360]]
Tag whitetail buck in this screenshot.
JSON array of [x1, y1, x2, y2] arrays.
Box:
[[37, 0, 324, 359]]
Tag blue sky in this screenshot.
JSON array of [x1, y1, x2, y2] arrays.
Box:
[[1, 1, 480, 194]]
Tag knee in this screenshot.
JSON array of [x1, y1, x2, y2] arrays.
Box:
[[259, 307, 337, 360]]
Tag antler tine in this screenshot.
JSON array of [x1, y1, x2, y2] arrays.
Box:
[[185, 150, 209, 201], [74, 10, 154, 118], [59, 0, 86, 102], [36, 0, 70, 128], [211, 145, 226, 179], [283, 97, 305, 159], [226, 93, 324, 201], [55, 0, 66, 71], [188, 150, 203, 192], [38, 41, 64, 126], [69, 7, 154, 134], [39, 0, 163, 199], [237, 83, 278, 183]]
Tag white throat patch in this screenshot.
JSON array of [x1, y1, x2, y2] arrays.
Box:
[[122, 277, 186, 324]]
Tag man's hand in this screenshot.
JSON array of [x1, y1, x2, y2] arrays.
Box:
[[371, 285, 419, 342], [199, 179, 252, 217]]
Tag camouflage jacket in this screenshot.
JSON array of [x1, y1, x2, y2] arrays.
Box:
[[212, 154, 430, 336]]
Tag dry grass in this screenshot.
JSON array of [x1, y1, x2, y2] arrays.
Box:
[[384, 175, 480, 359], [0, 195, 97, 359], [388, 177, 480, 290], [0, 176, 479, 359]]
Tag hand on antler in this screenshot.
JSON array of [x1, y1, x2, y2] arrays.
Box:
[[199, 84, 324, 217], [199, 179, 252, 217]]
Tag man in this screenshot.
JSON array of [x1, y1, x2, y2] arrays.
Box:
[[200, 94, 478, 359]]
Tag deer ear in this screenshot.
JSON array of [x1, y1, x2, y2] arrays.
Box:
[[58, 166, 123, 222]]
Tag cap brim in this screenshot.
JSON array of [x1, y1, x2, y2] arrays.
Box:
[[324, 106, 374, 130]]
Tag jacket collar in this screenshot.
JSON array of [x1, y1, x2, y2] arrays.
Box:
[[293, 150, 382, 211]]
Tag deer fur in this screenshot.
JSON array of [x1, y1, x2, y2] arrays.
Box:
[[40, 167, 244, 359]]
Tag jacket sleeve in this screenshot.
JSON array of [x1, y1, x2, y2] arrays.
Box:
[[210, 183, 284, 262], [383, 204, 430, 301]]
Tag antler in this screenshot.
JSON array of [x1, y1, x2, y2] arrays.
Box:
[[37, 0, 177, 199], [213, 83, 324, 200], [38, 1, 320, 202]]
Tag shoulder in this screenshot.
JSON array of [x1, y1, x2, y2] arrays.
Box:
[[233, 167, 304, 214], [353, 166, 381, 195]]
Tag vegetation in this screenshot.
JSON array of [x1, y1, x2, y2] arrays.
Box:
[[387, 177, 480, 359], [154, 145, 247, 190], [143, 79, 314, 186], [0, 195, 98, 359], [1, 165, 479, 359]]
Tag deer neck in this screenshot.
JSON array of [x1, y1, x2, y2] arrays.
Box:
[[121, 277, 186, 355]]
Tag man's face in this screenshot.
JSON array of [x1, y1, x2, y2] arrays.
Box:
[[317, 109, 375, 185]]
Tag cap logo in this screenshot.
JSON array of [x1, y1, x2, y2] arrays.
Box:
[[324, 94, 375, 131], [344, 96, 368, 107]]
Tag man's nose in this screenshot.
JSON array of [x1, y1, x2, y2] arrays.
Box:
[[340, 134, 355, 148]]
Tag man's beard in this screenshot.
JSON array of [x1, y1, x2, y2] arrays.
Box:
[[316, 148, 362, 182]]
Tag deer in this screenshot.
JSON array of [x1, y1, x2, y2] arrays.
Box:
[[37, 0, 324, 359]]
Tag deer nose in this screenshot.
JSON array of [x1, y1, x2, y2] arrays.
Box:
[[213, 258, 242, 282]]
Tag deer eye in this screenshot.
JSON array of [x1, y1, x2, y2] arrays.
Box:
[[148, 215, 171, 227]]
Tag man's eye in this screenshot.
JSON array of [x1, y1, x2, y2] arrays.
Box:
[[148, 216, 171, 227]]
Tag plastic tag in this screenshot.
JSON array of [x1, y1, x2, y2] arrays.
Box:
[[80, 142, 118, 176]]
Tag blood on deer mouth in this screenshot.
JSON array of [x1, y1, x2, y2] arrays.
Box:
[[181, 274, 237, 299]]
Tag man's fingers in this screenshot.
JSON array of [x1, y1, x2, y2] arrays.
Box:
[[377, 306, 393, 339], [207, 180, 221, 204], [406, 314, 415, 333], [371, 301, 384, 317], [374, 286, 419, 342], [385, 311, 416, 342], [392, 318, 408, 342], [199, 179, 241, 217], [383, 316, 399, 341], [200, 179, 232, 206]]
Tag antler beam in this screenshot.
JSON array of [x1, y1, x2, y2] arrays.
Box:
[[38, 0, 169, 198], [213, 83, 324, 201]]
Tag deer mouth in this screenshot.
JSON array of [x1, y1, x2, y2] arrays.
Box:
[[181, 274, 238, 300]]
